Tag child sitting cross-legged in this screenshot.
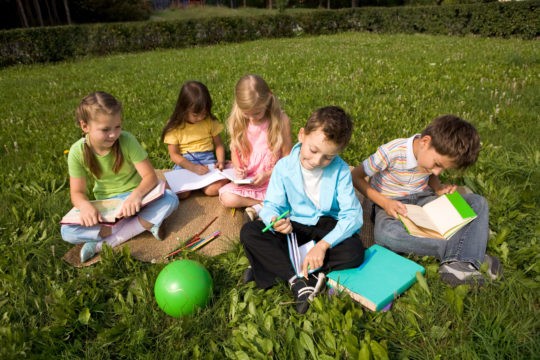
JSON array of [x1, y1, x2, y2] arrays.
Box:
[[351, 114, 502, 286], [240, 106, 365, 314]]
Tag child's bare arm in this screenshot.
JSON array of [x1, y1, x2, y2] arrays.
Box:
[[429, 175, 457, 195], [70, 176, 102, 226], [301, 240, 330, 279], [212, 135, 226, 170], [118, 159, 158, 218], [230, 147, 247, 179], [351, 165, 407, 219]]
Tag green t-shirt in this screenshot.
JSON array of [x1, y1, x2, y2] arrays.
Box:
[[67, 131, 148, 200]]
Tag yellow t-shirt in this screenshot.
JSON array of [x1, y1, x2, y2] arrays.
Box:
[[163, 118, 223, 153]]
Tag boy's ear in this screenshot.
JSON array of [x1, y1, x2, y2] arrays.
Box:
[[298, 127, 305, 143], [419, 135, 432, 148]]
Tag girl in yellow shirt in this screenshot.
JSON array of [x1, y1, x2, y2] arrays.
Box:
[[161, 81, 229, 199]]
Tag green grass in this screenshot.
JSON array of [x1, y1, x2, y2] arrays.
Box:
[[0, 31, 538, 358]]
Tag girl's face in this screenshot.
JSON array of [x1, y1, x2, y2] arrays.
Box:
[[241, 108, 266, 124], [186, 111, 207, 124], [297, 128, 340, 171], [80, 113, 122, 154]]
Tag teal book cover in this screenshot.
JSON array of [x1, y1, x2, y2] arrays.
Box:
[[327, 245, 425, 311]]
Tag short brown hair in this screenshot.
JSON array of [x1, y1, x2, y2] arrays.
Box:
[[304, 106, 353, 149], [421, 115, 480, 169]]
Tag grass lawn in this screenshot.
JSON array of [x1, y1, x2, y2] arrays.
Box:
[[0, 31, 538, 358]]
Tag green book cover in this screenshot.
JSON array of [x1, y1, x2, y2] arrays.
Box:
[[446, 191, 477, 219], [327, 245, 425, 311]]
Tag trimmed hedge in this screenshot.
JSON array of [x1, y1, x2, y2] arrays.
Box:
[[1, 1, 538, 67]]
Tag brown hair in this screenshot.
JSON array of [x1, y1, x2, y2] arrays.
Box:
[[76, 91, 123, 178], [421, 114, 480, 169], [304, 106, 353, 149], [161, 81, 217, 141]]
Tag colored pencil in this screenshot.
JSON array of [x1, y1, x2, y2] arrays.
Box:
[[261, 210, 290, 233]]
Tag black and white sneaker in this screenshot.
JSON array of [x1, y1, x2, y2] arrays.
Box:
[[483, 254, 503, 280], [242, 266, 254, 284], [290, 272, 326, 314], [439, 261, 484, 286]]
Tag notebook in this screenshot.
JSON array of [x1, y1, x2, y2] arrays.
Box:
[[326, 245, 425, 311]]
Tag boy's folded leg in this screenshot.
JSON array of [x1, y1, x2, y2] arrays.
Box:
[[290, 272, 326, 314], [438, 261, 485, 287], [483, 254, 503, 280]]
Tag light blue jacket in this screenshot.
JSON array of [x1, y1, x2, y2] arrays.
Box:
[[260, 143, 363, 247]]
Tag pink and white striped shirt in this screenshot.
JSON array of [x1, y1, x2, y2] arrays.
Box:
[[362, 134, 431, 198]]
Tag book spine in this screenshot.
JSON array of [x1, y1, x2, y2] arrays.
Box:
[[327, 278, 377, 311]]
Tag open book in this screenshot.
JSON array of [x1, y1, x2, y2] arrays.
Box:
[[164, 165, 253, 194], [60, 180, 166, 226], [287, 233, 321, 277], [327, 245, 425, 311], [398, 191, 477, 240]]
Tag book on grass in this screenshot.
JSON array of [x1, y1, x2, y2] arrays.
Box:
[[164, 165, 253, 193], [398, 191, 477, 240], [326, 245, 425, 311], [287, 233, 321, 277], [60, 180, 166, 226]]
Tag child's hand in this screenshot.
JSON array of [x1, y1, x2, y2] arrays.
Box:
[[118, 193, 143, 218], [383, 198, 408, 219], [252, 171, 270, 186], [192, 164, 210, 176], [435, 183, 458, 195], [301, 241, 330, 279], [79, 202, 102, 227], [272, 216, 292, 234], [235, 167, 247, 179], [215, 161, 225, 171]]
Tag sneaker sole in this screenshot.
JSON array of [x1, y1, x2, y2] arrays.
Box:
[[440, 272, 485, 287]]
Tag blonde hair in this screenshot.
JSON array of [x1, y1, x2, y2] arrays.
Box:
[[76, 91, 123, 178], [227, 74, 284, 164]]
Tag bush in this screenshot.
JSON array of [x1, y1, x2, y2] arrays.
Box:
[[0, 1, 538, 67]]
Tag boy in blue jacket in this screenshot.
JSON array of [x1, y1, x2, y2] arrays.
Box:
[[240, 106, 364, 314]]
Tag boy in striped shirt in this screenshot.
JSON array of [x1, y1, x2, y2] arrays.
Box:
[[351, 115, 501, 286]]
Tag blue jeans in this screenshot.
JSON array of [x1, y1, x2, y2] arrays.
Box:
[[374, 191, 489, 269], [173, 151, 216, 170], [61, 189, 179, 244]]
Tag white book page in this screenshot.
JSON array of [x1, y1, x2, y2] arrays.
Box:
[[298, 241, 315, 263], [164, 167, 226, 193], [220, 168, 254, 184], [404, 204, 438, 231], [422, 195, 464, 234]]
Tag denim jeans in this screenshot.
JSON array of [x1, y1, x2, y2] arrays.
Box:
[[61, 189, 179, 244], [374, 191, 489, 269], [173, 150, 216, 170]]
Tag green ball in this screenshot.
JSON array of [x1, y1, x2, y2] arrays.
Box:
[[154, 260, 213, 317]]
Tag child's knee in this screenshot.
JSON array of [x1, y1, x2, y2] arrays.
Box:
[[240, 221, 261, 245], [218, 191, 234, 207]]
